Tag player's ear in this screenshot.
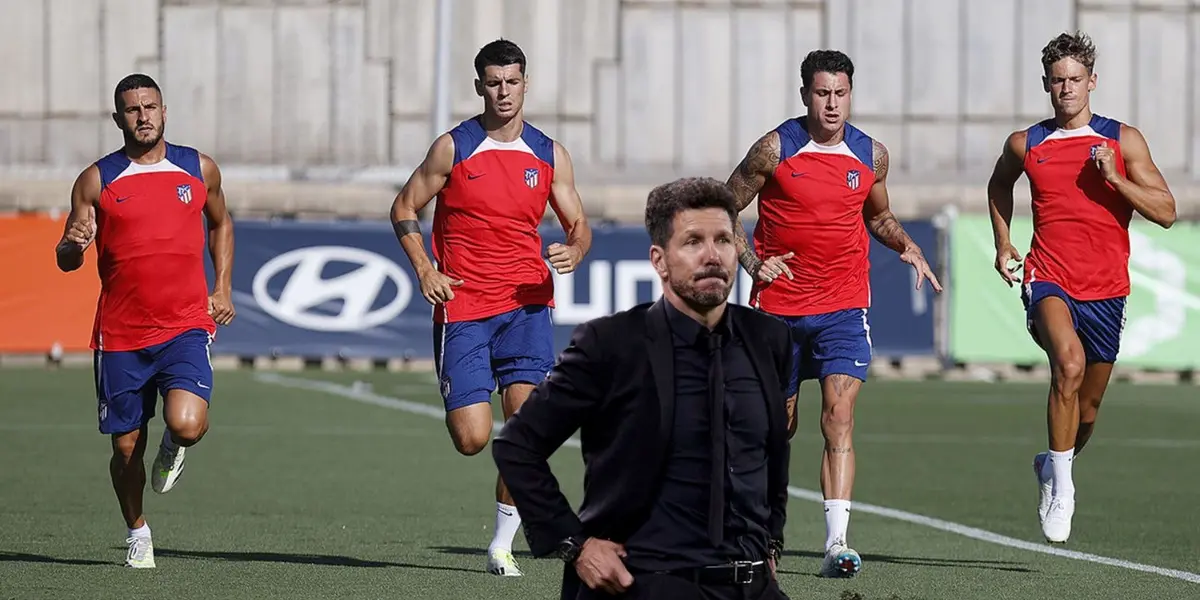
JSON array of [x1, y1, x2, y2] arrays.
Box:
[[799, 87, 810, 108], [474, 78, 484, 97], [650, 245, 668, 279], [1088, 72, 1097, 92], [111, 111, 121, 129], [1041, 75, 1050, 93]]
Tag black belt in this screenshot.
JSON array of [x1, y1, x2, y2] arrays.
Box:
[[655, 560, 768, 585]]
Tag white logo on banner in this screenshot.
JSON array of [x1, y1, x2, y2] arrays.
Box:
[[252, 246, 413, 332], [1123, 230, 1191, 357]]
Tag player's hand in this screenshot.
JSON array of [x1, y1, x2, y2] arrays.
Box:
[[754, 252, 795, 283], [208, 290, 236, 326], [63, 217, 96, 250], [768, 556, 777, 578], [546, 242, 582, 275], [418, 268, 464, 304], [994, 243, 1023, 287], [574, 538, 633, 595], [900, 246, 943, 293], [1093, 140, 1119, 183]]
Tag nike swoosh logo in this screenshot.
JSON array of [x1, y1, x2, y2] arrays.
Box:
[[1036, 157, 1050, 164], [197, 382, 210, 389], [467, 173, 485, 180], [854, 361, 868, 367], [115, 196, 132, 203], [791, 172, 806, 177], [498, 509, 513, 517]]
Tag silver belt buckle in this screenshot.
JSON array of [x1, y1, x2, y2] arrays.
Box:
[[731, 560, 756, 584]]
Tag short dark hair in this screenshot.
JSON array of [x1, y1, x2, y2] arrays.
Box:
[[800, 49, 854, 89], [1041, 31, 1096, 74], [474, 39, 526, 79], [644, 178, 739, 248], [114, 73, 161, 111]]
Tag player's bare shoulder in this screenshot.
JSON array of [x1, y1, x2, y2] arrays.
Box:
[[727, 130, 782, 208], [198, 152, 222, 184], [72, 163, 102, 204], [870, 139, 889, 181], [989, 129, 1029, 183]]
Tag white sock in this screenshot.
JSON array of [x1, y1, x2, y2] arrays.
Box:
[[1049, 449, 1075, 500], [161, 429, 179, 452], [488, 503, 521, 553], [128, 523, 151, 539], [823, 500, 852, 550]]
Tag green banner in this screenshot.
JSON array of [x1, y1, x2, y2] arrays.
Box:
[[950, 214, 1200, 369]]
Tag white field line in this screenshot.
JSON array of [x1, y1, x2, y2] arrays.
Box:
[[255, 373, 1200, 585]]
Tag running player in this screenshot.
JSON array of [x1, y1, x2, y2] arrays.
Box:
[[725, 49, 942, 577], [54, 73, 236, 568], [389, 39, 592, 576], [986, 32, 1175, 544]]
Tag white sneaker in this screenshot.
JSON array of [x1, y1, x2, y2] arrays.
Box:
[[1042, 497, 1075, 544], [1033, 452, 1052, 525], [486, 548, 523, 576], [124, 535, 155, 568], [151, 444, 186, 494], [819, 541, 862, 578]]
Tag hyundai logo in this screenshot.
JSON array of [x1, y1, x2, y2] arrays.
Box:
[[251, 246, 413, 332]]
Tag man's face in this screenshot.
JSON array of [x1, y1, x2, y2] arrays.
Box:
[[1043, 57, 1095, 118], [651, 207, 738, 309], [803, 71, 852, 139], [114, 87, 165, 147], [475, 64, 526, 120]]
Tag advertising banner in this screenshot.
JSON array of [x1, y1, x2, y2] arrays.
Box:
[[209, 218, 940, 360], [949, 214, 1200, 369]]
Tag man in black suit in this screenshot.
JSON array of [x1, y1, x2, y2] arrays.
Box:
[[492, 177, 795, 599]]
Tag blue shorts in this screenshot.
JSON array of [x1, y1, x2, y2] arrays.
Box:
[[433, 305, 555, 412], [777, 308, 873, 398], [93, 329, 214, 435], [1021, 281, 1126, 363]]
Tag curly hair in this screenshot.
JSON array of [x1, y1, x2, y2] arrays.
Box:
[[1041, 31, 1096, 74], [801, 49, 855, 89], [644, 178, 738, 248]]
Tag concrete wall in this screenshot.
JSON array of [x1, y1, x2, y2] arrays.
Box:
[[0, 0, 1197, 182]]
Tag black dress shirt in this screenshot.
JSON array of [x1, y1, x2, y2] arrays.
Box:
[[622, 300, 772, 571]]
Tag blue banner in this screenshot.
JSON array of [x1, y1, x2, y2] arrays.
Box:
[[208, 219, 939, 359]]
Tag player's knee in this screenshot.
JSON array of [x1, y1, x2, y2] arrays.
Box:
[[111, 432, 144, 463], [820, 401, 855, 438], [1051, 354, 1085, 394], [169, 416, 208, 447], [451, 432, 490, 457]]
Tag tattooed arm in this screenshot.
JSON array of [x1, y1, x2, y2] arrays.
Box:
[[862, 140, 943, 292], [726, 131, 793, 281]]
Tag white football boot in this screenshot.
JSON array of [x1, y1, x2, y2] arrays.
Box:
[[151, 443, 186, 494], [124, 535, 156, 568], [1033, 452, 1053, 525], [1042, 497, 1075, 544], [820, 539, 862, 578], [486, 548, 523, 577]]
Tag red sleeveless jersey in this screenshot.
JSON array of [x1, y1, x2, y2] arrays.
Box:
[[431, 117, 557, 324], [91, 143, 215, 351], [750, 119, 877, 317], [1021, 114, 1133, 300]]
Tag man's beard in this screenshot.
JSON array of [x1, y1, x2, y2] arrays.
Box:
[[670, 266, 732, 308], [124, 125, 162, 149]]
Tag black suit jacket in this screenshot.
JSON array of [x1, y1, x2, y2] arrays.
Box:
[[492, 298, 794, 594]]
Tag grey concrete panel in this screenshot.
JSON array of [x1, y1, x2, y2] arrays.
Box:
[[787, 8, 824, 121], [362, 62, 391, 165], [217, 7, 275, 162], [365, 0, 393, 60], [595, 62, 621, 164], [963, 0, 1018, 117], [332, 6, 367, 164], [1133, 11, 1189, 171], [557, 121, 593, 169], [1079, 9, 1135, 122], [0, 0, 46, 115], [619, 7, 678, 165], [46, 117, 103, 168], [904, 122, 960, 173], [274, 6, 333, 164], [0, 120, 47, 164], [961, 121, 1022, 173], [503, 0, 561, 117], [48, 0, 102, 114], [391, 0, 435, 116], [908, 0, 962, 118], [677, 7, 733, 170], [162, 6, 219, 153], [391, 118, 432, 167], [845, 0, 905, 118]]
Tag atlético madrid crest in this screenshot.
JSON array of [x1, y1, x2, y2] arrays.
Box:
[[177, 184, 192, 204], [524, 168, 539, 189], [846, 169, 861, 190], [1089, 144, 1102, 159]]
